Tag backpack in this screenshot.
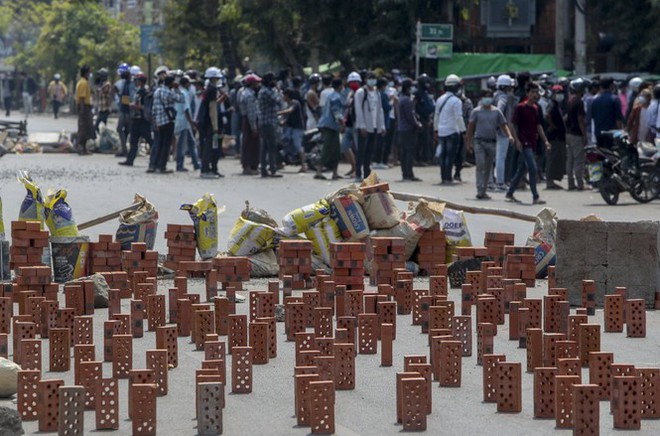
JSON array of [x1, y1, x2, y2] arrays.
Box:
[[142, 89, 154, 124]]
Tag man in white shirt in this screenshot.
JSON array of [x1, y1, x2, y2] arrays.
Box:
[[354, 71, 385, 181], [434, 74, 466, 184], [647, 84, 660, 139]]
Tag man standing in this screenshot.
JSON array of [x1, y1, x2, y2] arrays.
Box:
[[119, 72, 152, 166], [20, 72, 37, 116], [397, 79, 422, 182], [1, 72, 14, 116], [434, 74, 465, 185], [505, 82, 549, 204], [174, 75, 200, 172], [114, 63, 135, 157], [414, 74, 435, 165], [239, 74, 261, 175], [305, 73, 322, 130], [493, 74, 516, 190], [196, 67, 225, 179], [544, 85, 567, 189], [75, 66, 94, 155], [647, 84, 660, 140], [94, 69, 112, 133], [258, 72, 284, 178], [354, 71, 385, 181], [591, 77, 623, 149], [47, 74, 67, 119], [150, 73, 183, 174], [565, 78, 588, 190], [466, 89, 513, 200], [315, 77, 345, 180]]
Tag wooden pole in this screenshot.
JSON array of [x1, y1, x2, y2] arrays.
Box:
[[77, 203, 142, 231], [389, 191, 537, 223]]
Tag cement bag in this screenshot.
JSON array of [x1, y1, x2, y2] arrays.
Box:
[[181, 193, 219, 259], [305, 217, 341, 265], [96, 125, 120, 154], [330, 195, 369, 241], [441, 208, 472, 263], [371, 220, 423, 261], [227, 216, 276, 256], [362, 191, 400, 230], [116, 194, 158, 250], [17, 170, 45, 229], [248, 249, 279, 277], [526, 207, 557, 278], [242, 201, 278, 228], [0, 358, 20, 398], [44, 189, 79, 237], [280, 200, 330, 236]]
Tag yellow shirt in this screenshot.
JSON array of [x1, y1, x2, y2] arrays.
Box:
[[75, 77, 91, 105]]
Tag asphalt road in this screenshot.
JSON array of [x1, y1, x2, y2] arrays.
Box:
[[0, 113, 659, 435]]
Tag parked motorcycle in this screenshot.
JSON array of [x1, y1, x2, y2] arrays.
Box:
[[586, 130, 659, 205], [278, 127, 323, 170]]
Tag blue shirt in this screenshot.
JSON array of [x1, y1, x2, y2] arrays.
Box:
[[591, 91, 622, 135], [318, 90, 345, 131], [174, 88, 193, 133]]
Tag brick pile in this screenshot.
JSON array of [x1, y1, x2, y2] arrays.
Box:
[[99, 271, 131, 299], [13, 265, 58, 305], [89, 235, 123, 274], [9, 221, 48, 270], [484, 232, 515, 266], [121, 242, 158, 279], [452, 246, 489, 262], [331, 242, 365, 291], [212, 257, 250, 291], [503, 246, 536, 286], [163, 224, 197, 271], [278, 240, 313, 289], [413, 224, 446, 275], [369, 237, 405, 286]]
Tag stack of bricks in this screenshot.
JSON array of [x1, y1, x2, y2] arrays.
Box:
[[121, 242, 158, 279], [331, 242, 365, 291], [212, 257, 250, 291], [484, 232, 515, 266], [369, 237, 405, 286], [99, 271, 131, 299], [278, 240, 313, 289], [452, 246, 489, 262], [89, 234, 123, 274], [13, 265, 57, 302], [503, 246, 536, 286], [9, 221, 48, 270], [414, 224, 446, 275], [163, 224, 197, 271]]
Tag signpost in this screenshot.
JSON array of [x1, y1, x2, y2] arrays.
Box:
[[420, 23, 454, 40], [415, 21, 453, 78]]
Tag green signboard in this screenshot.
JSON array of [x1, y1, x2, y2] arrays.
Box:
[[419, 42, 453, 59], [420, 23, 453, 41]]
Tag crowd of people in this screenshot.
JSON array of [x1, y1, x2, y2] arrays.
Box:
[[66, 63, 660, 192]]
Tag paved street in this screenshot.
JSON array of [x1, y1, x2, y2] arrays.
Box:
[[1, 113, 659, 435]]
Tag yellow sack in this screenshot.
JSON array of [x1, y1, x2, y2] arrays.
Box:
[[181, 194, 219, 260], [44, 189, 79, 237], [227, 216, 275, 257], [441, 208, 472, 262], [281, 199, 330, 236], [305, 217, 341, 266], [17, 170, 45, 229]]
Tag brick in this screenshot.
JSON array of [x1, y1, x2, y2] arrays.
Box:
[[604, 294, 624, 332], [377, 301, 396, 340], [482, 354, 506, 402], [17, 370, 40, 420], [0, 333, 7, 359], [112, 334, 132, 378], [542, 332, 566, 367], [155, 326, 178, 368], [526, 328, 543, 372], [49, 328, 71, 372], [95, 378, 119, 430], [555, 375, 580, 428], [39, 300, 58, 338], [249, 322, 269, 365], [558, 357, 582, 379], [146, 294, 166, 331], [131, 299, 144, 338], [128, 369, 155, 420], [193, 309, 215, 351], [19, 339, 41, 371], [438, 340, 462, 387], [636, 368, 660, 419], [73, 315, 93, 346], [131, 383, 157, 436], [295, 373, 319, 426], [146, 349, 168, 396], [476, 322, 495, 366], [381, 323, 393, 367], [228, 314, 248, 354], [495, 362, 522, 413], [579, 324, 600, 367], [255, 316, 277, 359], [79, 360, 102, 410], [177, 298, 192, 336], [197, 382, 224, 435], [314, 307, 333, 338], [358, 313, 378, 354], [572, 384, 600, 436], [214, 297, 230, 336], [37, 379, 64, 432], [534, 367, 557, 418], [58, 386, 85, 435], [231, 346, 253, 394], [400, 377, 427, 431], [612, 376, 641, 430], [625, 299, 646, 337], [588, 351, 613, 400], [396, 371, 420, 423], [333, 343, 355, 390]]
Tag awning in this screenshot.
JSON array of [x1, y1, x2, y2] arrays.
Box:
[[437, 53, 572, 80]]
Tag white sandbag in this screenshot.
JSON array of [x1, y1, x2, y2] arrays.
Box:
[[0, 358, 20, 398], [362, 191, 400, 230]]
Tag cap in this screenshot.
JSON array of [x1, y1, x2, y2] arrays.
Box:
[[347, 71, 361, 83]]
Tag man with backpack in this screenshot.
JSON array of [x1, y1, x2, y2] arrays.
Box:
[[196, 67, 226, 179], [354, 71, 385, 181], [119, 73, 152, 167], [258, 72, 285, 178], [149, 72, 184, 174], [239, 74, 261, 175], [114, 63, 135, 157]]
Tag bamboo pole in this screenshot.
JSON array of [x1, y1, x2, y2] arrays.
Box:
[[390, 191, 537, 223], [77, 202, 142, 231]]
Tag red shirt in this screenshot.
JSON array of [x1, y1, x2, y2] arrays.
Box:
[[512, 102, 542, 149]]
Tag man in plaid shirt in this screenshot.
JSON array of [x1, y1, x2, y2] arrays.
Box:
[[239, 74, 261, 175], [94, 69, 113, 133], [149, 74, 184, 173], [258, 72, 284, 178]]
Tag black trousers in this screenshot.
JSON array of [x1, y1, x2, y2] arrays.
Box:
[[200, 128, 220, 174], [126, 118, 153, 164], [155, 122, 174, 170]]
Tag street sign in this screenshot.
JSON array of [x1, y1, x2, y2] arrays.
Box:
[[420, 23, 453, 41], [140, 25, 163, 54], [419, 42, 453, 59]]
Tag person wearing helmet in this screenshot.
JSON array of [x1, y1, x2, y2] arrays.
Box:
[[75, 65, 94, 155], [354, 71, 385, 181], [47, 73, 67, 119], [486, 76, 497, 91], [113, 65, 136, 157], [119, 72, 153, 167], [257, 72, 285, 178], [564, 78, 588, 190], [544, 85, 567, 190], [316, 77, 346, 180], [397, 78, 422, 182], [149, 73, 184, 173], [239, 73, 262, 175], [505, 82, 549, 205], [196, 67, 226, 178], [117, 62, 130, 77], [93, 68, 113, 133], [305, 73, 322, 130], [624, 76, 643, 122], [341, 71, 362, 178], [173, 75, 200, 172], [492, 74, 516, 190], [433, 74, 465, 184]]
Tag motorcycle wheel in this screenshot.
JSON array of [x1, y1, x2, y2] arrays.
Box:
[[651, 167, 660, 200], [630, 171, 656, 203], [599, 178, 620, 205]]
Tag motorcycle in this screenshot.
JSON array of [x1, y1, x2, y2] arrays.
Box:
[[586, 130, 659, 205], [278, 127, 323, 170]]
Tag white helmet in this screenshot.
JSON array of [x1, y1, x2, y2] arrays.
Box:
[[53, 73, 61, 80], [628, 77, 643, 92], [496, 74, 513, 88], [154, 65, 169, 76], [129, 65, 141, 76], [444, 74, 461, 86], [348, 71, 361, 83], [204, 67, 223, 79]]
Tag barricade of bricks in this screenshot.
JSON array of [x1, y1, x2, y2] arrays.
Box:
[[163, 224, 197, 271], [10, 221, 49, 271], [212, 256, 250, 291], [503, 246, 536, 287], [412, 224, 446, 276], [13, 265, 57, 303], [368, 237, 405, 286], [331, 242, 365, 291], [484, 232, 515, 266], [89, 234, 123, 273], [121, 242, 158, 278]]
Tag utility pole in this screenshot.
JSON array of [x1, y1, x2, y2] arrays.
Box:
[[555, 0, 565, 69], [415, 20, 421, 79], [574, 0, 587, 75]]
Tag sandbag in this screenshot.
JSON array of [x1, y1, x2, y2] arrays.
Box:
[[241, 201, 278, 228], [17, 170, 45, 229], [362, 191, 400, 230], [116, 194, 158, 250], [280, 200, 330, 236], [44, 189, 79, 237], [227, 216, 276, 256], [526, 207, 557, 278], [305, 217, 341, 266], [181, 193, 219, 260], [248, 249, 279, 277], [0, 358, 20, 398], [441, 208, 472, 263], [330, 195, 369, 241]]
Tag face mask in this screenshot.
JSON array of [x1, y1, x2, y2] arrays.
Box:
[[555, 94, 565, 102], [367, 79, 377, 87], [196, 89, 202, 95], [316, 84, 323, 92], [638, 97, 648, 104], [388, 81, 394, 88], [481, 97, 493, 106], [411, 86, 417, 94], [349, 82, 360, 91]]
